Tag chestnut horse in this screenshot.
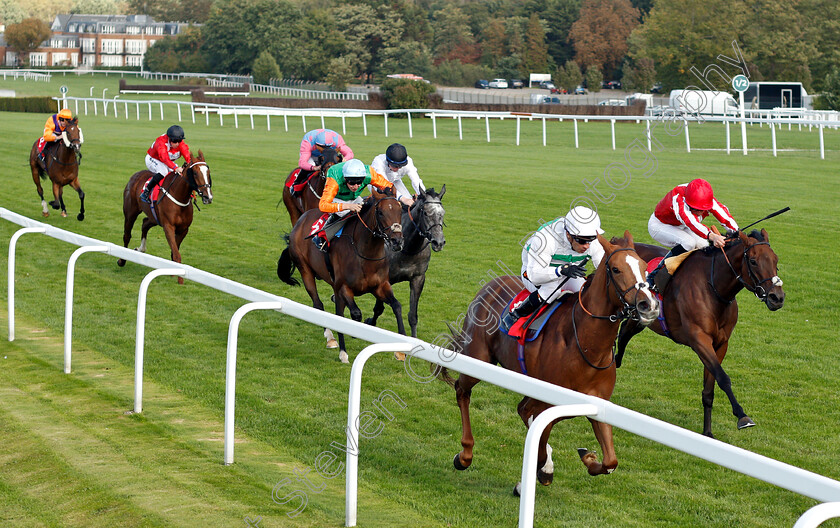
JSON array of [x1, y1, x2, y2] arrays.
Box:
[[614, 229, 784, 437], [116, 152, 213, 284], [439, 233, 659, 491], [281, 146, 342, 227], [277, 187, 405, 363], [365, 185, 447, 337], [28, 117, 85, 220]]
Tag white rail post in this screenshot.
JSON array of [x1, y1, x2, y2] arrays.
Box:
[[458, 115, 463, 140], [191, 103, 195, 124], [794, 502, 840, 528], [485, 115, 490, 142], [64, 245, 108, 373], [159, 102, 164, 120], [224, 301, 284, 465], [408, 111, 413, 139], [283, 112, 288, 132], [819, 124, 825, 160], [302, 115, 307, 132], [611, 119, 616, 150], [646, 118, 651, 151], [725, 121, 731, 154], [341, 112, 346, 135], [432, 113, 437, 139], [741, 114, 748, 155], [384, 113, 389, 138], [176, 103, 181, 122], [320, 113, 325, 129], [362, 113, 367, 136], [771, 115, 777, 157], [516, 116, 521, 146], [542, 117, 546, 147], [684, 121, 691, 153], [7, 227, 46, 341], [233, 108, 239, 129], [134, 268, 186, 414], [518, 404, 599, 528], [345, 342, 414, 527], [573, 119, 579, 148]]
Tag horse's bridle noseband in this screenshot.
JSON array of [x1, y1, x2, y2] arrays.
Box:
[[350, 196, 403, 260], [711, 238, 781, 303], [579, 247, 650, 323], [186, 160, 211, 198]]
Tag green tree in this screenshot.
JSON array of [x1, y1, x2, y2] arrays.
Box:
[[496, 55, 523, 79], [621, 57, 656, 92], [505, 17, 526, 58], [379, 78, 436, 110], [144, 26, 207, 73], [814, 68, 840, 111], [251, 49, 281, 84], [379, 41, 433, 79], [481, 18, 507, 66], [431, 4, 479, 64], [297, 9, 346, 81], [70, 0, 122, 15], [585, 66, 603, 92], [557, 60, 583, 92], [4, 18, 50, 66], [540, 0, 583, 71], [523, 13, 550, 74], [1, 0, 27, 24], [334, 4, 404, 82], [569, 0, 640, 74], [326, 56, 355, 91], [801, 0, 840, 91]]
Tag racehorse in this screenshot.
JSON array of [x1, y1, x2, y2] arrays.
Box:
[[281, 146, 342, 228], [614, 229, 785, 437], [364, 186, 447, 337], [277, 187, 405, 363], [28, 117, 85, 220], [438, 233, 658, 491], [116, 151, 213, 285]]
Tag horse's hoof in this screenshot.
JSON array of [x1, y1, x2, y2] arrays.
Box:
[[364, 317, 375, 326], [513, 482, 521, 497], [326, 338, 339, 349], [394, 351, 406, 361], [338, 350, 349, 364], [537, 468, 554, 486], [577, 448, 590, 459], [117, 259, 126, 267], [453, 453, 469, 471], [177, 277, 184, 285], [49, 201, 59, 210], [737, 416, 756, 429], [77, 213, 84, 221], [42, 211, 49, 218], [61, 211, 68, 218]]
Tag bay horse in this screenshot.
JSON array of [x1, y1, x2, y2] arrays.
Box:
[[28, 117, 85, 220], [439, 233, 659, 491], [364, 185, 447, 337], [276, 187, 405, 363], [116, 151, 213, 285], [614, 229, 785, 438], [281, 146, 342, 228]]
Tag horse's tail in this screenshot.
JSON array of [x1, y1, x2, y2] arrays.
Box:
[[433, 321, 463, 387], [277, 234, 299, 286]]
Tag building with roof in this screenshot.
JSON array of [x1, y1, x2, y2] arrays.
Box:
[[2, 14, 191, 68]]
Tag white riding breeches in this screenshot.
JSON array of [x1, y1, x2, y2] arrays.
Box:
[[648, 213, 707, 250], [521, 275, 585, 303], [145, 154, 171, 177]]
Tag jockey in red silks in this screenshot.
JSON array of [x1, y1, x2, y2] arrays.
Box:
[[37, 108, 74, 167], [291, 129, 354, 195], [646, 178, 739, 291], [140, 125, 191, 203]]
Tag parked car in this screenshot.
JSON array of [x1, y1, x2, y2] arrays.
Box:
[[539, 81, 559, 93], [489, 78, 509, 89], [475, 79, 489, 89], [574, 85, 586, 95], [530, 94, 562, 104], [606, 80, 622, 90], [597, 99, 627, 106], [509, 78, 524, 89]]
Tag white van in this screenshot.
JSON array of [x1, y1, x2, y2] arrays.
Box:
[[669, 89, 738, 116]]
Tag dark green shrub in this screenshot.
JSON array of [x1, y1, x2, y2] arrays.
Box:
[[0, 96, 55, 113], [379, 79, 436, 112]]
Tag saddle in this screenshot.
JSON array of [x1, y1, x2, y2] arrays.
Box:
[[500, 289, 568, 342], [141, 175, 165, 203], [646, 251, 692, 277], [286, 169, 316, 194]]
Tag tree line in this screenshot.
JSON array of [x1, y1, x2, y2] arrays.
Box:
[[2, 0, 839, 95]]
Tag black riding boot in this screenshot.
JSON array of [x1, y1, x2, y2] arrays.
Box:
[[500, 290, 543, 333], [647, 244, 687, 293], [140, 173, 166, 203], [312, 213, 338, 252]]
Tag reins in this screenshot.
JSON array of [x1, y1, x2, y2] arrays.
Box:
[[159, 160, 210, 208], [402, 197, 444, 255], [348, 196, 402, 261], [709, 238, 777, 303]]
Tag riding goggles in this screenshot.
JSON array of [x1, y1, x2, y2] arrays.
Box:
[[571, 234, 596, 245]]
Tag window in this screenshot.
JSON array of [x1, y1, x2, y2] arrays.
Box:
[[101, 55, 123, 67], [30, 52, 47, 67], [51, 53, 68, 66], [126, 55, 143, 67], [50, 39, 62, 48], [101, 39, 123, 54], [82, 54, 96, 66], [81, 38, 96, 53], [101, 24, 116, 34], [126, 26, 140, 35], [68, 24, 77, 32], [70, 53, 79, 66], [125, 39, 146, 54]]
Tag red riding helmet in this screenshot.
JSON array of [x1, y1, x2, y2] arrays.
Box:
[[685, 179, 714, 210]]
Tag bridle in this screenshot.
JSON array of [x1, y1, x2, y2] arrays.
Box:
[[350, 195, 403, 260], [573, 247, 652, 370], [160, 160, 211, 207], [50, 124, 83, 167], [710, 237, 781, 303], [403, 196, 445, 255]]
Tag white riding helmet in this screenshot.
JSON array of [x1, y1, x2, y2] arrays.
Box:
[[342, 159, 367, 182], [564, 206, 604, 237]]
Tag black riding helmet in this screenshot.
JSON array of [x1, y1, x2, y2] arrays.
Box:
[[167, 125, 185, 142], [385, 143, 408, 166]]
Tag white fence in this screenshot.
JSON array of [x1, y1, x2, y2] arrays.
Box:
[[2, 206, 840, 528], [1, 70, 51, 82], [58, 95, 839, 159], [250, 82, 368, 100], [2, 68, 251, 84]]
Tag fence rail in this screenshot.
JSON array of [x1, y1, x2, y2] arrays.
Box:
[[2, 206, 840, 528], [1, 70, 51, 82]]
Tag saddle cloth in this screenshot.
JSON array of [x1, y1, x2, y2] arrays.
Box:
[[286, 168, 314, 193], [500, 289, 566, 342], [142, 176, 164, 202], [646, 250, 693, 275]]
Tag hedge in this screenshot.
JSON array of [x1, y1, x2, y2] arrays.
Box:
[[0, 96, 55, 113]]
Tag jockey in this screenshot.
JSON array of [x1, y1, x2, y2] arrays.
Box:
[[312, 159, 394, 251], [140, 125, 191, 204], [500, 206, 605, 332], [369, 143, 425, 207], [292, 128, 354, 194], [646, 178, 739, 292], [37, 108, 73, 167]]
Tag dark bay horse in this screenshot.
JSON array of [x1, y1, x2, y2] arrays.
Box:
[[439, 233, 659, 491], [28, 117, 85, 220], [614, 229, 784, 437], [365, 185, 447, 338], [277, 187, 405, 363], [281, 146, 342, 227], [117, 151, 213, 285]]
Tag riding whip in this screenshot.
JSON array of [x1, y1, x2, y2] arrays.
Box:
[[740, 207, 790, 232]]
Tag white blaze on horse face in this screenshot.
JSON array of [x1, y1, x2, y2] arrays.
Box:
[[62, 133, 71, 148], [772, 276, 783, 287], [198, 165, 213, 200], [624, 253, 655, 303]]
